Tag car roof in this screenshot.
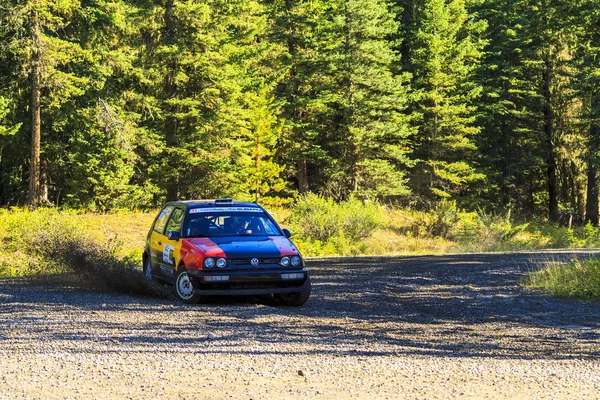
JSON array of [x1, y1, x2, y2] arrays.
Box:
[[164, 199, 262, 210]]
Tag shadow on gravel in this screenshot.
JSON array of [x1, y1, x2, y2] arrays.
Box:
[[1, 252, 600, 360]]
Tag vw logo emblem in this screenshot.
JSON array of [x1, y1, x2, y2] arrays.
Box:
[[250, 258, 260, 266]]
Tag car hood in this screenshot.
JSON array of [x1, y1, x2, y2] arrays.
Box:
[[185, 236, 299, 259]]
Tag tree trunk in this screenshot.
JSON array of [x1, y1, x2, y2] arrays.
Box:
[[399, 1, 413, 71], [28, 8, 41, 209], [40, 159, 49, 204], [527, 182, 535, 221], [297, 159, 309, 193], [500, 116, 511, 208], [164, 0, 178, 201], [284, 0, 311, 194], [546, 141, 559, 223], [586, 91, 600, 225], [542, 64, 558, 222], [569, 161, 583, 214], [586, 161, 598, 225]]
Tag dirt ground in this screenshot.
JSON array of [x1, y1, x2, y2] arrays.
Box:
[[1, 251, 599, 399]]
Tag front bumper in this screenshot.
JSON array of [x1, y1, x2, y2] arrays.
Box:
[[187, 268, 309, 296]]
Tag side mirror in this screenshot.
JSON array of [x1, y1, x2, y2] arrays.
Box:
[[282, 228, 291, 238], [167, 231, 181, 241]]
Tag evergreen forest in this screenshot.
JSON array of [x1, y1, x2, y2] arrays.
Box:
[[1, 0, 599, 223]]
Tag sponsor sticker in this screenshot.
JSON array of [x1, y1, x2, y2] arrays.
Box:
[[160, 265, 174, 277], [163, 244, 174, 264], [189, 207, 263, 214]]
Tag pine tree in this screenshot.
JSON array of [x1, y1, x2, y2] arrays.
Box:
[[0, 0, 151, 209], [0, 0, 93, 207], [573, 0, 600, 224], [235, 81, 286, 203], [265, 0, 330, 193], [134, 0, 269, 201], [531, 0, 568, 222], [0, 98, 21, 204], [474, 0, 546, 216], [317, 0, 415, 200], [477, 0, 575, 221], [404, 0, 487, 202], [57, 0, 157, 209]]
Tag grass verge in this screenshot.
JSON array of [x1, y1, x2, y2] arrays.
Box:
[[522, 258, 600, 301]]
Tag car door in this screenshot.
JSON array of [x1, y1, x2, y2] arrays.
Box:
[[156, 207, 186, 280], [149, 205, 175, 277]]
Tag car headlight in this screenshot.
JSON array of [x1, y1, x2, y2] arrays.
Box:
[[280, 256, 290, 267], [291, 256, 302, 267], [204, 257, 215, 268], [216, 258, 227, 268]]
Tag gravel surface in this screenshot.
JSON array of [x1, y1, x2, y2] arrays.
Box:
[[1, 251, 600, 399]]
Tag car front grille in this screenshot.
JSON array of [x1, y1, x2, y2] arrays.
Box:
[[228, 258, 280, 267]]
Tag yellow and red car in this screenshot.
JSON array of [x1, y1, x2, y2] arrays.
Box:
[[143, 198, 311, 306]]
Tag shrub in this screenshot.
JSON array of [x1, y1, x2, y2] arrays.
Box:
[[286, 194, 383, 255], [289, 193, 383, 242], [423, 200, 459, 238], [289, 194, 340, 241], [463, 209, 528, 251], [340, 198, 383, 241], [409, 200, 461, 239]]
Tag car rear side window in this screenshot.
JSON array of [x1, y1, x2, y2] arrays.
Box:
[[165, 208, 184, 235], [153, 206, 175, 234]]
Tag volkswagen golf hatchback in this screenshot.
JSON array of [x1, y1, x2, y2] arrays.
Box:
[[143, 198, 311, 305]]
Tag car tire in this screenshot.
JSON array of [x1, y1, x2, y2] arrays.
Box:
[[275, 276, 311, 307], [143, 257, 158, 283], [174, 267, 201, 304]]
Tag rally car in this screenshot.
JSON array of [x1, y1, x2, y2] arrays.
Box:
[[143, 198, 311, 306]]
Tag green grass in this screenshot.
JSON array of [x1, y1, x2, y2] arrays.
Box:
[[523, 258, 600, 301]]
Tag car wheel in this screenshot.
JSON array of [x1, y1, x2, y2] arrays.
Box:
[[275, 276, 311, 307], [174, 267, 201, 304]]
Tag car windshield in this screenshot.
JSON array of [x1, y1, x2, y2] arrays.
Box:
[[184, 209, 281, 237]]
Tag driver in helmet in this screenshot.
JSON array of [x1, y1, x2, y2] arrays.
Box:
[[235, 216, 252, 234]]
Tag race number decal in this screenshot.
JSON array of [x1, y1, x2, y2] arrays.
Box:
[[163, 244, 174, 265]]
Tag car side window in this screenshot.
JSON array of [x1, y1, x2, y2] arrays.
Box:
[[165, 208, 184, 235], [153, 206, 175, 234]]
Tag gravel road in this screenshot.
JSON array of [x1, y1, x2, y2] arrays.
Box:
[[1, 251, 600, 399]]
